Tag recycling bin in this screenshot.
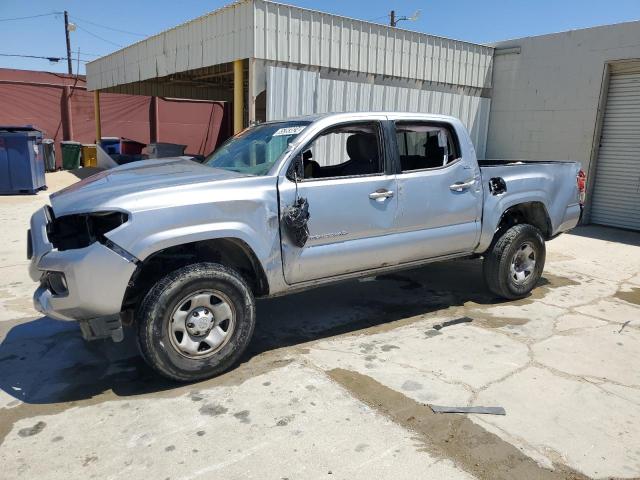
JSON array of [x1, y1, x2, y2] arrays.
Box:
[[42, 139, 56, 172], [120, 139, 146, 155], [0, 126, 46, 194], [61, 141, 82, 170], [100, 137, 121, 155], [81, 144, 98, 168], [146, 142, 187, 158]]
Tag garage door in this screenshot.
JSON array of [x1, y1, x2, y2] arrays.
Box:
[[590, 62, 640, 231]]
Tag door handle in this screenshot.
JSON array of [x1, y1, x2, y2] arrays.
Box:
[[369, 189, 394, 201], [449, 179, 476, 192]]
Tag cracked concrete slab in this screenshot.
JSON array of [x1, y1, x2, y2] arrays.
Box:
[[574, 298, 640, 325], [533, 325, 640, 386], [555, 313, 608, 331], [474, 366, 640, 478], [0, 362, 476, 480], [307, 320, 530, 391], [1, 172, 640, 480]]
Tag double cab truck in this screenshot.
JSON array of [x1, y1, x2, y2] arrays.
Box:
[[28, 113, 584, 381]]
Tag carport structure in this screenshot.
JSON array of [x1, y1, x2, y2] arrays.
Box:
[[87, 0, 494, 156]]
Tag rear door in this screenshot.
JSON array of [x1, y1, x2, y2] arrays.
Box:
[[389, 120, 482, 263], [278, 118, 399, 284]]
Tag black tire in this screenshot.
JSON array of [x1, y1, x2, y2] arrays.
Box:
[[136, 262, 255, 382], [483, 224, 546, 300]]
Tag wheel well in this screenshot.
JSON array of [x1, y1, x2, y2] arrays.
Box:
[[122, 238, 269, 312], [497, 202, 552, 239]]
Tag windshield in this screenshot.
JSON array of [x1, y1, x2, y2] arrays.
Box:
[[204, 121, 310, 175]]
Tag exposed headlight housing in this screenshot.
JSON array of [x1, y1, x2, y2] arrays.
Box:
[[45, 271, 68, 296], [47, 211, 128, 251]]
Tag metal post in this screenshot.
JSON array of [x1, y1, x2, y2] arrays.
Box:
[[62, 86, 74, 140], [149, 96, 159, 143], [93, 90, 101, 144], [248, 58, 256, 126], [233, 59, 244, 134], [64, 11, 72, 75]]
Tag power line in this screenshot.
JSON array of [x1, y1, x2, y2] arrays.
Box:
[[69, 15, 148, 37], [73, 22, 123, 48], [0, 53, 88, 63], [0, 12, 62, 22], [366, 14, 390, 23]]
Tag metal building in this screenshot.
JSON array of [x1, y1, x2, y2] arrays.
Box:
[[488, 21, 640, 231], [86, 0, 493, 157]]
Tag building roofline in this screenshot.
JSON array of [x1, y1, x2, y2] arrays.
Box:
[[88, 0, 491, 68], [490, 18, 640, 46]]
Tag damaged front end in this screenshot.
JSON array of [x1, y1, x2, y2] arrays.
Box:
[[29, 206, 138, 342], [46, 210, 129, 252]]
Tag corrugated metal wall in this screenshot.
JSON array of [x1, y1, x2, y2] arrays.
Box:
[[254, 0, 493, 90], [86, 1, 254, 91], [88, 0, 493, 93], [266, 66, 490, 158], [589, 62, 640, 230]]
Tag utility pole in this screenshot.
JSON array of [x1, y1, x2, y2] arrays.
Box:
[[64, 10, 72, 74], [389, 10, 396, 27]]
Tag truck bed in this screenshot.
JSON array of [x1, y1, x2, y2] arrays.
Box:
[[475, 159, 582, 253]]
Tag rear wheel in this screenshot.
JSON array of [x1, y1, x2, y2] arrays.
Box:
[[483, 224, 546, 300], [136, 263, 255, 382]]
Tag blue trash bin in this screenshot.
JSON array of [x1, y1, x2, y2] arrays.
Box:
[[0, 126, 46, 194], [100, 137, 121, 155]]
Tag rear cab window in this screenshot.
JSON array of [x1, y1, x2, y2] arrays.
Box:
[[394, 122, 461, 172]]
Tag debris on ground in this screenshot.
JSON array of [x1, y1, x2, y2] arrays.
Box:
[[430, 405, 506, 415]]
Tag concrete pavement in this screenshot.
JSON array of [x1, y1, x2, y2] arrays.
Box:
[[0, 172, 639, 479]]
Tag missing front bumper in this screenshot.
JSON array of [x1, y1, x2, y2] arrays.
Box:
[[79, 316, 124, 342]]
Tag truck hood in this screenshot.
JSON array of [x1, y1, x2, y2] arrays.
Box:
[[49, 158, 247, 216]]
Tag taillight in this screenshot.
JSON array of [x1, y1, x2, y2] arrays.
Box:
[[577, 170, 586, 205]]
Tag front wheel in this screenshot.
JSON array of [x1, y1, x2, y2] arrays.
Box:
[[136, 263, 256, 382], [483, 224, 546, 300]]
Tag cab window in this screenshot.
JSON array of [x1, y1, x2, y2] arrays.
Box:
[[395, 122, 460, 172], [300, 122, 384, 180]]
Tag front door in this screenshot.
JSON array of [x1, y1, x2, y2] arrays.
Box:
[[390, 120, 482, 263], [278, 120, 398, 284]]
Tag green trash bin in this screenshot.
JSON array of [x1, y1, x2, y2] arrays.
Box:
[[61, 141, 82, 170]]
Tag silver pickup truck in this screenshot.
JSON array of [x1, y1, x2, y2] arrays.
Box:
[[28, 113, 584, 381]]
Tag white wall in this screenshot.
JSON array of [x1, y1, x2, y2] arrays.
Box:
[[266, 65, 491, 158], [487, 20, 640, 172]]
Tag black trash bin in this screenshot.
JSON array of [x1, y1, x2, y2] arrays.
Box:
[[0, 126, 46, 194]]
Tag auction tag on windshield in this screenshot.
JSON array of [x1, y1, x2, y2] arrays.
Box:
[[273, 126, 306, 136]]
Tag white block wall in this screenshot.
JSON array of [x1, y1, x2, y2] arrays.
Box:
[[487, 20, 640, 171]]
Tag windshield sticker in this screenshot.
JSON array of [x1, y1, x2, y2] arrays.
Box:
[[273, 126, 306, 137]]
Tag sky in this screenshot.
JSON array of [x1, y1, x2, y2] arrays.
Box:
[[1, 0, 640, 75]]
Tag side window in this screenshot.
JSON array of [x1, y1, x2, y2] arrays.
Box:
[[301, 122, 384, 180], [395, 122, 460, 172]]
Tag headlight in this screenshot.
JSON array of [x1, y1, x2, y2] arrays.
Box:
[[47, 211, 128, 251]]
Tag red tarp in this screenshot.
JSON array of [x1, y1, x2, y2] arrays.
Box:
[[0, 68, 230, 168]]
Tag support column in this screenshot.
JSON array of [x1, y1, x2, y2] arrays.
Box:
[[93, 90, 101, 144], [233, 59, 244, 134], [149, 96, 159, 143], [248, 58, 256, 126]]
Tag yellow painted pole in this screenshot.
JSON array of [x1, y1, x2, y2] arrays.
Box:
[[233, 59, 244, 134], [93, 90, 102, 143]]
